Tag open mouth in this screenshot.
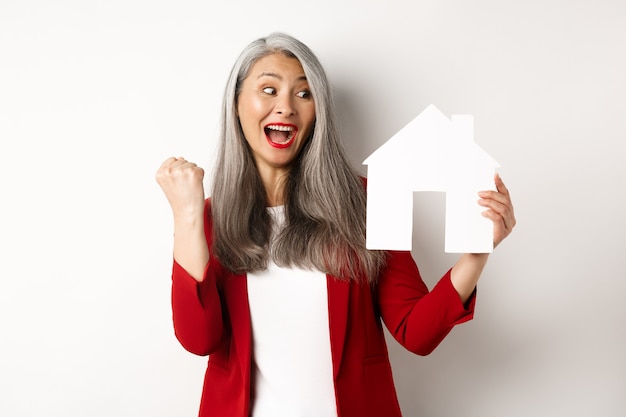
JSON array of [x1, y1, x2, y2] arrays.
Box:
[[264, 123, 297, 149]]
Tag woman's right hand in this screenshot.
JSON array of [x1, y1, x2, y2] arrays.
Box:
[[156, 157, 206, 219], [156, 157, 209, 281]]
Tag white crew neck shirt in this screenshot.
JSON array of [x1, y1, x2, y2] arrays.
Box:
[[246, 206, 338, 417]]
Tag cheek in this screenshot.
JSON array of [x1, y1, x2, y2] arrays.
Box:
[[244, 96, 268, 116], [302, 107, 316, 135], [238, 109, 258, 139], [238, 94, 265, 125]]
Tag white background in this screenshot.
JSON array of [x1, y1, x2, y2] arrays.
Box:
[[1, 0, 624, 416]]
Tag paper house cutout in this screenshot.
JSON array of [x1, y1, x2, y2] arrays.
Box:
[[363, 104, 500, 253]]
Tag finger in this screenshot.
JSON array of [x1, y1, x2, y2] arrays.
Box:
[[478, 198, 514, 223], [168, 160, 202, 176], [482, 210, 508, 247], [478, 187, 513, 213], [159, 156, 179, 169], [478, 191, 513, 212], [478, 198, 515, 230], [481, 207, 512, 243], [477, 190, 510, 208], [478, 174, 511, 200], [481, 208, 507, 234], [482, 212, 505, 234], [481, 174, 516, 245], [494, 173, 511, 198], [170, 157, 191, 168], [477, 195, 509, 212], [156, 157, 180, 183], [159, 157, 193, 171], [156, 157, 196, 184]]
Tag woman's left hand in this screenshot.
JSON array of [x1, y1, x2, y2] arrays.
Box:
[[478, 173, 516, 248]]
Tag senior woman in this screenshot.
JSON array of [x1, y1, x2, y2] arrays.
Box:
[[156, 32, 515, 417]]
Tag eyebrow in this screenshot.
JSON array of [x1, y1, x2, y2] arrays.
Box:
[[257, 72, 307, 82]]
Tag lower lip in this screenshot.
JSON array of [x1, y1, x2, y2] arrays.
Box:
[[265, 128, 298, 149]]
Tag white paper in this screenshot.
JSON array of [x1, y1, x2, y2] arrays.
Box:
[[363, 105, 500, 253]]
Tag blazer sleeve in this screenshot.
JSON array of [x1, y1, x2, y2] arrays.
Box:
[[377, 250, 476, 356], [170, 199, 226, 356]]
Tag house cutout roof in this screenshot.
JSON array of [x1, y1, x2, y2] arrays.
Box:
[[363, 104, 500, 253]]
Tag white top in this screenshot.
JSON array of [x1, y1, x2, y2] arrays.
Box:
[[246, 206, 338, 417]]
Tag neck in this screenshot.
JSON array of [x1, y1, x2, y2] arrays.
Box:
[[258, 167, 289, 207]]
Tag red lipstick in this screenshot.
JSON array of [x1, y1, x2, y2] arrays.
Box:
[[264, 123, 298, 149]]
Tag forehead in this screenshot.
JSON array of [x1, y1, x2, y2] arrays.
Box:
[[248, 53, 307, 80]]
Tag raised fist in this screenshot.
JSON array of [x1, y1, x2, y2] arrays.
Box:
[[156, 157, 205, 218]]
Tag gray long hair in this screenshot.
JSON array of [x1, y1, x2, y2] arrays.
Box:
[[211, 32, 385, 282]]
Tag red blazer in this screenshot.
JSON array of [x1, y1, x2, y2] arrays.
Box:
[[171, 199, 476, 417]]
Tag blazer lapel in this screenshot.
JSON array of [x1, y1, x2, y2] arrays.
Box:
[[327, 275, 350, 379], [223, 273, 252, 390]]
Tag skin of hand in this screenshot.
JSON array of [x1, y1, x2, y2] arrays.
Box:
[[451, 173, 516, 303], [156, 157, 209, 281], [156, 157, 206, 218], [478, 173, 516, 248]]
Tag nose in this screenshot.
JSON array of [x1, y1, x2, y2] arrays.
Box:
[[275, 93, 296, 116]]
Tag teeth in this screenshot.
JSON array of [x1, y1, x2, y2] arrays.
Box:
[[266, 125, 294, 132]]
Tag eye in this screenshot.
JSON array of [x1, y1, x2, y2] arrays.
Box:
[[296, 90, 312, 99], [262, 87, 276, 95]]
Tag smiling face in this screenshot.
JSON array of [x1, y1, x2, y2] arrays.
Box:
[[237, 53, 316, 184]]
